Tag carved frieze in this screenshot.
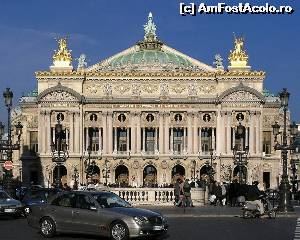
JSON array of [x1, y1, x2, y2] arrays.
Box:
[[142, 84, 158, 94], [223, 91, 260, 102], [40, 91, 77, 102], [114, 84, 131, 94], [170, 84, 186, 94]]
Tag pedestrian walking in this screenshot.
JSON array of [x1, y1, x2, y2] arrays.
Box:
[[174, 179, 180, 206], [183, 179, 194, 207]]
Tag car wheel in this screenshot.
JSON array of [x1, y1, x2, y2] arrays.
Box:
[[40, 217, 56, 238], [110, 221, 129, 240]]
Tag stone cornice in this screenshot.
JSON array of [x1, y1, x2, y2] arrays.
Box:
[[34, 70, 265, 79]]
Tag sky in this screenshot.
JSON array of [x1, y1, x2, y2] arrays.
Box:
[[0, 0, 299, 127]]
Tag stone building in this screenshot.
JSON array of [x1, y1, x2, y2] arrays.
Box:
[[12, 13, 287, 189]]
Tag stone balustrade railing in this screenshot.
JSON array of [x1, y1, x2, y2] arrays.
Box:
[[108, 187, 208, 206]]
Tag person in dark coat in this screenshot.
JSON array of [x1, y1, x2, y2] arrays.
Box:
[[183, 179, 194, 207], [215, 182, 223, 206], [174, 179, 180, 206]]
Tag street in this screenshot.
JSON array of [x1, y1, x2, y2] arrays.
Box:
[[0, 206, 297, 240]]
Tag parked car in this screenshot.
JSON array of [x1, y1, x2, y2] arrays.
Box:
[[27, 191, 168, 240], [16, 185, 43, 201], [22, 188, 61, 214], [0, 190, 23, 217]]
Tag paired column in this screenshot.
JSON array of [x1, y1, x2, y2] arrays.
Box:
[[255, 112, 261, 154], [74, 111, 80, 154], [249, 111, 255, 155], [226, 111, 232, 154], [131, 113, 136, 154], [136, 113, 141, 153], [154, 127, 158, 152], [45, 110, 51, 154], [183, 127, 186, 152], [102, 112, 107, 154], [107, 112, 113, 154], [126, 128, 130, 152], [193, 113, 198, 154], [159, 113, 164, 154], [114, 127, 117, 152], [187, 112, 193, 153], [170, 127, 173, 153], [142, 128, 146, 152], [164, 113, 170, 154], [68, 111, 74, 153]]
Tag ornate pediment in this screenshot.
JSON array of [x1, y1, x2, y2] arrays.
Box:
[[40, 91, 77, 102], [219, 83, 265, 103], [37, 83, 83, 103], [222, 91, 261, 102]]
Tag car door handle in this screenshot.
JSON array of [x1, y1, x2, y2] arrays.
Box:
[[73, 210, 80, 214]]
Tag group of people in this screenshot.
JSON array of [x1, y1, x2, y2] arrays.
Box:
[[173, 178, 194, 207]]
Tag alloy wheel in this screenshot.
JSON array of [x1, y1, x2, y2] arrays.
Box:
[[111, 223, 127, 240]]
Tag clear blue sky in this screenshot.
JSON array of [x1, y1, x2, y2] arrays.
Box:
[[0, 0, 299, 125]]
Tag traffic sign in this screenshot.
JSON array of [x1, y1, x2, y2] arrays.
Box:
[[3, 161, 13, 171]]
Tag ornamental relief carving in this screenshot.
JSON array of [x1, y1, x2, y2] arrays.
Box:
[[114, 84, 131, 94], [85, 84, 102, 95], [220, 164, 232, 182], [170, 84, 186, 94], [40, 91, 77, 102], [27, 115, 38, 128], [141, 112, 158, 127], [198, 84, 216, 94], [223, 91, 260, 102], [142, 84, 158, 94], [263, 115, 280, 128]]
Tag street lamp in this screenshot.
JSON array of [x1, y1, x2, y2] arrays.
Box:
[[102, 159, 110, 186], [72, 166, 79, 190], [0, 88, 23, 197], [272, 88, 297, 212], [233, 146, 249, 184], [50, 117, 68, 189], [205, 148, 215, 183]]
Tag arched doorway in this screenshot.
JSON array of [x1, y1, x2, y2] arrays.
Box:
[[233, 166, 247, 183], [171, 165, 185, 183], [143, 165, 157, 187], [86, 163, 100, 184], [115, 165, 129, 187], [53, 165, 67, 186], [199, 165, 210, 182]]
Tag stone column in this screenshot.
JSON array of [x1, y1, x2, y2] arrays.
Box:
[[136, 113, 141, 153], [154, 127, 158, 152], [68, 111, 74, 153], [85, 127, 89, 151], [187, 112, 193, 153], [256, 112, 261, 154], [199, 127, 202, 154], [226, 112, 232, 154], [131, 113, 136, 154], [159, 112, 164, 154], [114, 127, 117, 152], [45, 110, 51, 154], [193, 113, 198, 154], [99, 127, 102, 152], [65, 129, 69, 151], [245, 127, 248, 147], [170, 127, 174, 153], [126, 128, 130, 152], [74, 111, 80, 154], [216, 111, 221, 155], [183, 127, 186, 152], [232, 128, 235, 150], [52, 127, 55, 145], [107, 112, 113, 154], [38, 110, 44, 153], [164, 113, 170, 154], [142, 128, 146, 152], [102, 112, 107, 154], [249, 111, 255, 155]]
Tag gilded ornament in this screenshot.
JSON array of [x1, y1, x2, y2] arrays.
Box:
[[52, 38, 72, 63], [114, 84, 131, 94]]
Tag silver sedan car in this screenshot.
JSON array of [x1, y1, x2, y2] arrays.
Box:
[[27, 191, 168, 240]]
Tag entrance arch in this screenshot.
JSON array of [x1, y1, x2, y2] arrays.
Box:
[[143, 165, 157, 187], [233, 166, 247, 183], [171, 165, 185, 183], [86, 163, 100, 184], [53, 165, 67, 185], [115, 165, 129, 187]]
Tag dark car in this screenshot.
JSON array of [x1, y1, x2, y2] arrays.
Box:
[[22, 188, 61, 214], [0, 190, 23, 217], [27, 191, 168, 240]]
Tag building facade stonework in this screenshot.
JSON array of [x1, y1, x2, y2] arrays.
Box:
[[12, 14, 287, 189]]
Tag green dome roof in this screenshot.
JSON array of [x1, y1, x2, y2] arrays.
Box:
[[106, 49, 198, 71]]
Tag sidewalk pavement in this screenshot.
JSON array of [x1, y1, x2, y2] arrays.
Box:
[[138, 205, 300, 218]]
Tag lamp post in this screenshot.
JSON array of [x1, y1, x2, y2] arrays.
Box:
[[0, 88, 23, 197], [50, 117, 68, 189], [84, 146, 92, 184], [72, 166, 79, 190], [205, 148, 215, 183], [272, 88, 298, 212], [102, 159, 110, 186]]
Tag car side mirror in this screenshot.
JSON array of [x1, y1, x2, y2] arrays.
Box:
[[90, 206, 98, 211]]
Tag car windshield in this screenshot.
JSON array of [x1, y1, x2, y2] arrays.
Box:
[[92, 192, 131, 208], [0, 191, 10, 199]]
